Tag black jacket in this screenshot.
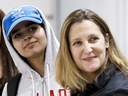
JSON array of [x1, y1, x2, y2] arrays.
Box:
[[71, 63, 128, 96], [0, 87, 3, 96]]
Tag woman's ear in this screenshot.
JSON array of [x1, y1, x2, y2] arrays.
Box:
[[105, 33, 109, 48]]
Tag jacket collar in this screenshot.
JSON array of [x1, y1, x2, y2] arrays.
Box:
[[92, 63, 116, 89], [77, 63, 117, 96]]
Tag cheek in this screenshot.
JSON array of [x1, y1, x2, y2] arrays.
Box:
[[70, 47, 81, 61], [13, 41, 22, 53], [35, 29, 46, 41], [41, 37, 47, 49], [38, 27, 45, 36], [39, 32, 47, 46], [13, 43, 19, 51], [96, 43, 106, 63]]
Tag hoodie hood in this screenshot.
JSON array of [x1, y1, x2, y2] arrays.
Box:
[[2, 5, 71, 96], [2, 5, 59, 75], [2, 5, 68, 96]]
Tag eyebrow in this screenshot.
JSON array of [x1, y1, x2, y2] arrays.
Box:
[[70, 34, 99, 43], [11, 22, 37, 36], [70, 38, 81, 44]]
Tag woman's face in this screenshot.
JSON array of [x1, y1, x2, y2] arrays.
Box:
[[11, 21, 47, 59], [69, 20, 109, 76]]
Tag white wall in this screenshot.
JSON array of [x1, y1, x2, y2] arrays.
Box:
[[58, 0, 128, 58], [0, 0, 57, 36], [1, 0, 128, 58]]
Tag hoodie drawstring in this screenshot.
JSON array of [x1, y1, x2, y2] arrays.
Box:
[[30, 63, 50, 96], [46, 63, 50, 96], [30, 71, 35, 96]]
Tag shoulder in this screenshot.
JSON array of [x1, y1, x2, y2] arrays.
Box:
[[94, 70, 128, 96], [105, 69, 128, 92]]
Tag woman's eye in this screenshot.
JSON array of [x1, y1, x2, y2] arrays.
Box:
[[91, 37, 98, 41], [29, 27, 37, 31], [14, 34, 21, 39], [73, 41, 81, 45]]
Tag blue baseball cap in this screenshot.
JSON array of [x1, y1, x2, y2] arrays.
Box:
[[3, 6, 44, 40]]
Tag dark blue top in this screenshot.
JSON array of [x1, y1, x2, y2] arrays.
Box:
[[71, 63, 128, 96], [0, 87, 3, 96]]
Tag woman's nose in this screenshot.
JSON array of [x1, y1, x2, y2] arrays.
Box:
[[24, 35, 32, 41], [83, 43, 93, 54]]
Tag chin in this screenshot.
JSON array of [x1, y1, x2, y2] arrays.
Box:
[[87, 66, 100, 73]]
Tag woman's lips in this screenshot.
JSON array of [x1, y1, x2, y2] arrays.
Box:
[[83, 56, 97, 61], [24, 41, 37, 48]]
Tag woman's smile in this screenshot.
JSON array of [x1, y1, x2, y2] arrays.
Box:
[[82, 56, 97, 62], [24, 41, 37, 49]]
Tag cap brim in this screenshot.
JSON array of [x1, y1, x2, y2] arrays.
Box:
[[7, 17, 42, 37]]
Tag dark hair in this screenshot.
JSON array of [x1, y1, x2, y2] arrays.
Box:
[[0, 9, 19, 88]]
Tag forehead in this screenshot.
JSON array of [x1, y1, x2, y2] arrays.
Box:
[[10, 21, 38, 35], [69, 20, 100, 35], [68, 20, 104, 42], [12, 21, 36, 31]]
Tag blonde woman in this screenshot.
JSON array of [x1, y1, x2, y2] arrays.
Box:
[[55, 9, 128, 96]]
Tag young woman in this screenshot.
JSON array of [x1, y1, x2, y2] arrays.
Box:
[[55, 9, 128, 96], [2, 5, 70, 96], [0, 9, 19, 95]]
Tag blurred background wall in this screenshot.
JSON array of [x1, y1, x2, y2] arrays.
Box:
[[0, 0, 128, 58]]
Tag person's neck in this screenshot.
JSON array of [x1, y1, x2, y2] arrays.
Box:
[[27, 52, 45, 77], [83, 70, 100, 83]]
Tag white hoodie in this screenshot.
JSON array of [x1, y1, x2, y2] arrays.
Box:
[[2, 5, 70, 96]]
